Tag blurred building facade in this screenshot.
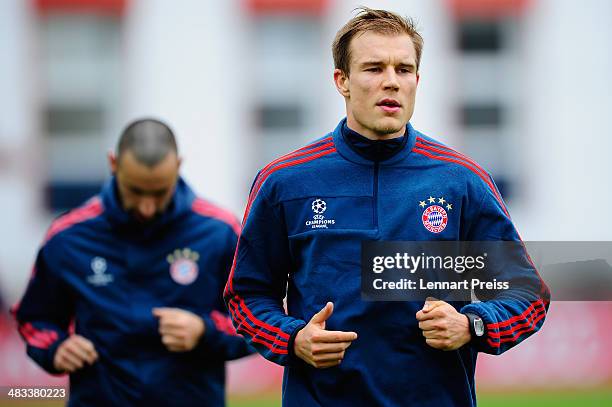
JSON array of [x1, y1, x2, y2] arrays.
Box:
[[1, 0, 611, 391]]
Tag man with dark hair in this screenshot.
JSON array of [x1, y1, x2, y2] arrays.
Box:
[[225, 7, 550, 406], [13, 118, 252, 406]]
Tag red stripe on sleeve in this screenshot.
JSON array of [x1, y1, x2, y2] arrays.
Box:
[[243, 139, 333, 217], [485, 300, 547, 348], [487, 312, 546, 347], [19, 323, 59, 349], [235, 296, 290, 340], [45, 197, 104, 242], [486, 299, 545, 330], [488, 308, 547, 339], [227, 300, 289, 353], [192, 198, 241, 235], [244, 144, 336, 223], [209, 310, 240, 336], [412, 145, 509, 217], [225, 145, 336, 295], [227, 301, 289, 354]]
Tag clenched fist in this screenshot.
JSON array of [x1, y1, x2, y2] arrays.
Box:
[[415, 299, 471, 351], [53, 334, 98, 373], [153, 307, 205, 352]]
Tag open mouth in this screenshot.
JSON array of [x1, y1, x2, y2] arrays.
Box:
[[377, 99, 401, 113]]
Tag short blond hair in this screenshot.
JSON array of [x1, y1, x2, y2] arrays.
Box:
[[332, 7, 424, 75]]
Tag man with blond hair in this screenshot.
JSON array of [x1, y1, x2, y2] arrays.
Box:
[[226, 8, 549, 406]]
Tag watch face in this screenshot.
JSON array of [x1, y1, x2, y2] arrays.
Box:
[[474, 318, 485, 336]]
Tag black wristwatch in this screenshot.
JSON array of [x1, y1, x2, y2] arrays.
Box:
[[465, 313, 485, 338]]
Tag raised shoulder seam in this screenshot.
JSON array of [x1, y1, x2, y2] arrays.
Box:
[[44, 197, 104, 243], [192, 198, 241, 236], [412, 136, 509, 217]]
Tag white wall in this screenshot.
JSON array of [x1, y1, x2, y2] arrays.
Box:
[[123, 0, 249, 214], [518, 0, 612, 240], [0, 0, 47, 304]]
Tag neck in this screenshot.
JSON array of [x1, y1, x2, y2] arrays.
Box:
[[342, 120, 408, 162], [345, 117, 406, 140]]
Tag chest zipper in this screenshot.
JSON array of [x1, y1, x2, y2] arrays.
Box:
[[373, 162, 379, 228]]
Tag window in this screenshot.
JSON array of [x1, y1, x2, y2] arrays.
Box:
[[249, 15, 322, 168], [40, 13, 122, 211], [454, 16, 519, 200], [257, 104, 303, 130], [460, 103, 503, 127], [457, 20, 502, 52]]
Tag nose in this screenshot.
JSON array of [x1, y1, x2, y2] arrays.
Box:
[[137, 198, 156, 219], [382, 67, 400, 90]]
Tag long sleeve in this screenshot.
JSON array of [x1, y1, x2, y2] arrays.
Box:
[[196, 226, 253, 361], [11, 244, 73, 374], [460, 176, 551, 355], [224, 178, 306, 366]]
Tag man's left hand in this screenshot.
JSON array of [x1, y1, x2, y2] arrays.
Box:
[[152, 307, 206, 352], [415, 299, 471, 351]]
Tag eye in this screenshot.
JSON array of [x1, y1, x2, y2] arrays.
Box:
[[365, 67, 381, 72]]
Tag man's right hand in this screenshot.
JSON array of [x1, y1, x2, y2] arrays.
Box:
[[293, 302, 358, 369], [53, 335, 98, 373]]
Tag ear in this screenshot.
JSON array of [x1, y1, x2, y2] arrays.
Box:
[[416, 73, 420, 85], [334, 69, 350, 98], [108, 151, 118, 174], [177, 156, 183, 170]]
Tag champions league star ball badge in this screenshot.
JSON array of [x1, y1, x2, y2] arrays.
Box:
[[167, 248, 200, 285], [305, 198, 335, 229], [312, 198, 327, 214], [419, 196, 453, 233]]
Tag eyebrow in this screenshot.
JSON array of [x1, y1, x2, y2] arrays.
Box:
[[360, 60, 416, 69], [360, 60, 383, 67]]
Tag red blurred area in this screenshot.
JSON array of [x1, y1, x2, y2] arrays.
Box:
[[2, 303, 611, 393], [0, 316, 66, 387], [448, 0, 531, 19], [244, 0, 329, 15], [476, 302, 612, 389], [34, 0, 126, 15]]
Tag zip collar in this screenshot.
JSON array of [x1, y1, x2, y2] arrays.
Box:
[[101, 176, 195, 236], [332, 118, 417, 166]]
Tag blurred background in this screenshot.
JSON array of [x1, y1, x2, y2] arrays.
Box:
[[0, 0, 611, 406]]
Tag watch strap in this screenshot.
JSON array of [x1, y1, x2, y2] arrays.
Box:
[[465, 312, 484, 338]]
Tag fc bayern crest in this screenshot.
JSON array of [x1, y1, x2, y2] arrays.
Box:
[[170, 259, 199, 285], [167, 248, 200, 285], [422, 205, 448, 233], [419, 196, 452, 234]]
